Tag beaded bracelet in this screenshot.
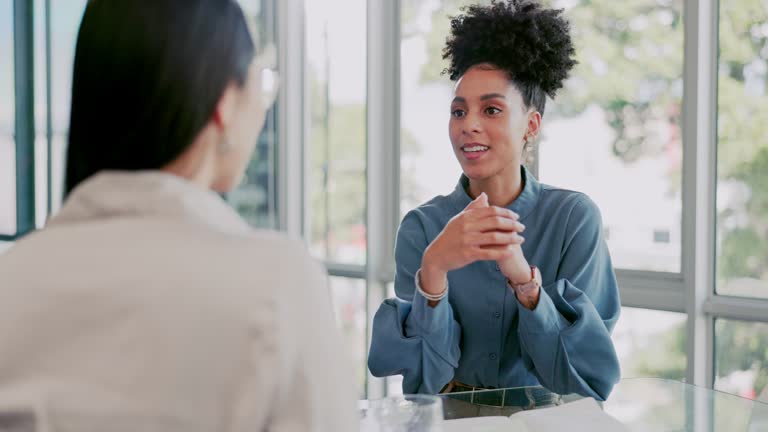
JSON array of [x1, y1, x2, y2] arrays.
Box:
[[414, 268, 449, 301]]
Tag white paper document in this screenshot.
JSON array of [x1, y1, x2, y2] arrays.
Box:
[[515, 398, 628, 432], [442, 398, 629, 432], [443, 416, 530, 432]]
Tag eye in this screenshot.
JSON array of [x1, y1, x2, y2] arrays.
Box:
[[451, 109, 466, 118], [485, 106, 502, 116]]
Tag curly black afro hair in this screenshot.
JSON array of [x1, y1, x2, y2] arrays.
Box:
[[443, 0, 577, 115]]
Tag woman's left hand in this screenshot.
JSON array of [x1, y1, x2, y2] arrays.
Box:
[[498, 244, 530, 285], [499, 248, 540, 309]]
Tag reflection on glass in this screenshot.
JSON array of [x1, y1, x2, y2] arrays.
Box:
[[605, 378, 766, 431], [715, 2, 768, 299], [364, 395, 443, 430], [228, 0, 279, 229], [400, 0, 683, 272], [715, 319, 768, 402], [329, 276, 367, 398], [1, 0, 16, 235], [306, 0, 367, 265], [612, 307, 687, 381]]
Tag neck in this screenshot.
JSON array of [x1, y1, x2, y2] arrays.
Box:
[[467, 164, 524, 207], [162, 134, 218, 190]]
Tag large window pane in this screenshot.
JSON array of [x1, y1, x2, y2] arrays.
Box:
[[539, 0, 683, 273], [1, 0, 15, 235], [307, 0, 367, 264], [612, 307, 687, 381], [715, 2, 768, 298], [400, 0, 684, 273], [715, 319, 768, 401], [399, 0, 475, 216], [329, 276, 367, 399], [228, 0, 279, 229]]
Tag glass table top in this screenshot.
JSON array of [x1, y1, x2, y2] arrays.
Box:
[[369, 378, 768, 431]]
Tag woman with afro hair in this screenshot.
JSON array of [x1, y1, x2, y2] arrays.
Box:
[[369, 0, 621, 402]]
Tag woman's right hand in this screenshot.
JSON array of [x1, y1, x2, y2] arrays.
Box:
[[419, 193, 525, 296]]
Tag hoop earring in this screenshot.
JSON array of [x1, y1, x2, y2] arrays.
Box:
[[522, 135, 535, 165]]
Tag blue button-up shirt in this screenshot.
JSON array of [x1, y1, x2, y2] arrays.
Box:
[[368, 166, 621, 400]]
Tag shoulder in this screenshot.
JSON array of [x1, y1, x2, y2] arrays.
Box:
[[536, 184, 605, 251], [230, 229, 321, 277], [537, 183, 603, 225], [168, 228, 324, 305]]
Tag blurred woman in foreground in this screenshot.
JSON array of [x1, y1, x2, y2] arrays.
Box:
[[0, 1, 355, 431]]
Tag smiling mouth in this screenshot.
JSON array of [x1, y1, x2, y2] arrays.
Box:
[[461, 144, 489, 153]]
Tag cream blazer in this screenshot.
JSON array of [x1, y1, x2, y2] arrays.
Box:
[[0, 171, 356, 432]]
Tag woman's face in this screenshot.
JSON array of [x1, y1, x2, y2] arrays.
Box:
[[448, 64, 536, 182]]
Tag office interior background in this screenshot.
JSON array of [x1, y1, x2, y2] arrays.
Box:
[[2, 0, 767, 414]]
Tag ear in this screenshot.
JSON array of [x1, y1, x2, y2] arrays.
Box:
[[526, 110, 542, 140], [211, 83, 240, 132]]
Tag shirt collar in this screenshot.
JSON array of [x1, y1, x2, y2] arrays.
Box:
[[448, 165, 542, 220], [49, 170, 251, 235]]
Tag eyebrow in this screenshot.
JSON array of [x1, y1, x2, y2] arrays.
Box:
[[480, 93, 507, 101], [451, 93, 507, 104]]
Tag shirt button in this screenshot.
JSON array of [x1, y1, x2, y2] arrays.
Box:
[[489, 353, 498, 360], [494, 312, 501, 319]]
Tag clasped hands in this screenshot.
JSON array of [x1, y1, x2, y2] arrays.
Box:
[[419, 193, 539, 309]]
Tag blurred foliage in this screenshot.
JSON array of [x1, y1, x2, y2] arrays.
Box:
[[618, 317, 768, 399], [308, 70, 366, 260], [307, 65, 421, 261], [630, 321, 687, 381], [716, 320, 768, 397]]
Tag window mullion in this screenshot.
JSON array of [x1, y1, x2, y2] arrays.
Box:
[[13, 0, 36, 238], [681, 0, 718, 389], [365, 0, 400, 399]]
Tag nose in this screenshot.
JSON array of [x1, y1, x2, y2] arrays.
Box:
[[461, 113, 481, 136]]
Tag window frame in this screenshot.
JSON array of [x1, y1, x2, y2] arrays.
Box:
[[2, 0, 36, 242]]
